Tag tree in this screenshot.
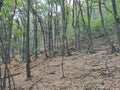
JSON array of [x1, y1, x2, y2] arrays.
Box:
[[86, 0, 94, 53], [111, 0, 120, 51], [72, 0, 81, 50], [26, 0, 31, 79], [48, 0, 54, 57], [33, 0, 38, 60], [0, 0, 3, 10], [98, 0, 116, 53], [0, 0, 17, 89], [61, 0, 65, 78]]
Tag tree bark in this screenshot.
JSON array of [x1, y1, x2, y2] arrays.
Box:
[[111, 0, 120, 50], [86, 0, 94, 53], [26, 0, 31, 79], [98, 0, 116, 53]]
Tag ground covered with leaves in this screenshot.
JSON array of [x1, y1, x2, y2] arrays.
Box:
[[1, 37, 120, 90]]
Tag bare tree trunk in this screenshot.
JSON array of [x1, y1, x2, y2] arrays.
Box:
[[33, 15, 38, 60], [72, 0, 81, 51], [53, 1, 59, 55], [86, 0, 94, 53], [61, 0, 66, 78], [111, 0, 120, 51], [26, 0, 31, 79], [48, 13, 53, 57], [38, 18, 48, 58], [78, 0, 88, 45], [72, 0, 77, 49], [98, 0, 116, 53]]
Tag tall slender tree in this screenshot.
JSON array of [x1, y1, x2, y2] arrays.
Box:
[[111, 0, 120, 51], [98, 0, 116, 53], [26, 0, 31, 79], [33, 0, 38, 60], [86, 0, 94, 53], [61, 0, 65, 78]]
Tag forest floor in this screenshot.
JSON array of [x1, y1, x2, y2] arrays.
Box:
[[1, 35, 120, 90]]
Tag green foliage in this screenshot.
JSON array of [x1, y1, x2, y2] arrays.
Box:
[[3, 0, 15, 11], [77, 16, 88, 26], [13, 29, 26, 35], [11, 40, 20, 48], [104, 13, 114, 29], [0, 0, 15, 19], [91, 17, 102, 33], [116, 0, 120, 14], [67, 24, 74, 42], [12, 21, 26, 35], [0, 0, 120, 57], [65, 6, 72, 14], [0, 11, 3, 17]]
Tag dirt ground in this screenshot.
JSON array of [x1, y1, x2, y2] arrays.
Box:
[[1, 36, 120, 90]]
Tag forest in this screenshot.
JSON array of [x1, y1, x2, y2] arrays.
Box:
[[0, 0, 120, 90]]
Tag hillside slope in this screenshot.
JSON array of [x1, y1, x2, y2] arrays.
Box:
[[1, 36, 120, 90]]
